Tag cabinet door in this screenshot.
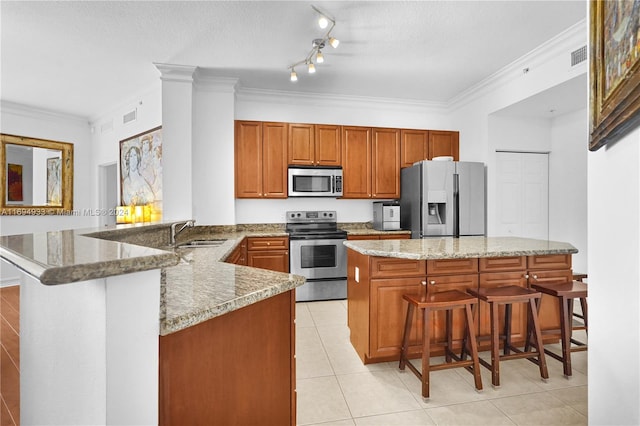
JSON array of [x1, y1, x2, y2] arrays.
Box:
[[428, 130, 459, 160], [315, 124, 342, 166], [247, 250, 289, 273], [371, 128, 401, 199], [400, 129, 428, 168], [370, 277, 424, 360], [347, 235, 379, 240], [342, 126, 371, 198], [379, 234, 411, 240], [288, 123, 315, 165], [234, 121, 263, 198], [262, 122, 288, 198], [477, 272, 528, 349], [425, 274, 479, 349]]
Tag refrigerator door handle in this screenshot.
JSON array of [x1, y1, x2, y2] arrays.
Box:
[[453, 173, 460, 237]]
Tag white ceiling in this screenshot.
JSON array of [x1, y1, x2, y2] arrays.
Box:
[[1, 1, 587, 120]]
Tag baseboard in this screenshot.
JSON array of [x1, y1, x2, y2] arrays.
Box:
[[0, 277, 20, 288]]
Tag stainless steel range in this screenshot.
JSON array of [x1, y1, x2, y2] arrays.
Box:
[[286, 210, 347, 302]]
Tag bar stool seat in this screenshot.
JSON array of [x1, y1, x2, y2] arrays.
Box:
[[466, 285, 549, 387], [399, 289, 482, 399], [530, 280, 588, 377]]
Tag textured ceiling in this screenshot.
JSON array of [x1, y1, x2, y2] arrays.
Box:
[[1, 1, 587, 119]]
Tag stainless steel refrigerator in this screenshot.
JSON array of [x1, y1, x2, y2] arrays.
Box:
[[400, 160, 486, 238]]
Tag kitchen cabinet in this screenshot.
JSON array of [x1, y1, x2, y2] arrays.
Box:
[[247, 236, 289, 273], [159, 290, 296, 425], [425, 259, 479, 350], [235, 121, 288, 198], [288, 123, 341, 166], [429, 130, 459, 160], [400, 129, 460, 168], [346, 250, 569, 364], [341, 126, 401, 199], [224, 238, 247, 265]]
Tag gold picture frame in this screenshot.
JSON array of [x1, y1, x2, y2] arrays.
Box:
[[590, 0, 640, 151]]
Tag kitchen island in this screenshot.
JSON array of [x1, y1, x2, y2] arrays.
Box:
[[343, 236, 578, 364], [0, 223, 304, 425]]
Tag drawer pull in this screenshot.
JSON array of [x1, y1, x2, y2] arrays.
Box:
[[429, 280, 436, 286]]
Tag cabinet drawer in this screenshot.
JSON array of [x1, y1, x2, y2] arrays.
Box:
[[370, 257, 426, 278], [527, 254, 572, 270], [379, 234, 411, 240], [247, 236, 289, 251], [427, 258, 478, 275], [479, 256, 526, 272], [347, 235, 380, 240]]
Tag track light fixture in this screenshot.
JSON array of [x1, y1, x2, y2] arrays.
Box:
[[288, 5, 339, 82]]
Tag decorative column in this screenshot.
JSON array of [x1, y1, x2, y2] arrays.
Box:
[[154, 63, 197, 222]]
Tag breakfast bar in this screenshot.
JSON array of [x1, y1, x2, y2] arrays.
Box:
[[343, 236, 578, 364]]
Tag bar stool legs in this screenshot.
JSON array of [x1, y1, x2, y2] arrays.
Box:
[[468, 285, 549, 387], [530, 280, 588, 377], [399, 290, 482, 399]]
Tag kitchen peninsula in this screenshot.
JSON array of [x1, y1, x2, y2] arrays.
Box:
[[343, 236, 578, 364], [0, 223, 304, 425]]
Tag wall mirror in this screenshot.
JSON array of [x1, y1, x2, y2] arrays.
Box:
[[1, 133, 73, 214]]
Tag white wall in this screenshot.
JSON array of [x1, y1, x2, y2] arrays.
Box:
[[549, 108, 588, 274], [90, 83, 162, 224], [588, 130, 640, 424]]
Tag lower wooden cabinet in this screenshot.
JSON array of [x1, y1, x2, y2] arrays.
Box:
[[159, 290, 296, 425], [246, 236, 289, 273], [224, 238, 247, 265], [347, 251, 571, 364]]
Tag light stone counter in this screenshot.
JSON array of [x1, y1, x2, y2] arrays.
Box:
[[339, 222, 411, 237], [0, 223, 305, 335], [344, 236, 578, 259]]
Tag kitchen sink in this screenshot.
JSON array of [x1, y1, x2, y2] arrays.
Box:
[[177, 239, 227, 248]]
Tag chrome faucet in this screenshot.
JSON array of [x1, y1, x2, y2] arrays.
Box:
[[170, 220, 195, 245]]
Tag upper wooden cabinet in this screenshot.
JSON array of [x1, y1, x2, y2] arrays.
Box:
[[288, 123, 341, 166], [235, 121, 288, 198], [342, 126, 400, 199], [400, 129, 460, 168], [428, 130, 459, 160]]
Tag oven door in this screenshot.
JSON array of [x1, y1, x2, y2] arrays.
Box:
[[289, 237, 346, 280]]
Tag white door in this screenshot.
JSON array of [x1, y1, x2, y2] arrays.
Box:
[[496, 152, 549, 239]]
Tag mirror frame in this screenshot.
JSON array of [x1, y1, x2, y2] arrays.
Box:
[[1, 133, 74, 215]]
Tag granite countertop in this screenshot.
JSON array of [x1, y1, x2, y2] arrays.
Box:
[[344, 236, 578, 259], [0, 222, 304, 336], [339, 222, 411, 236]]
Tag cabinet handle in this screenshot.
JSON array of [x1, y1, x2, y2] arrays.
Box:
[[532, 274, 538, 280], [430, 280, 436, 285], [524, 274, 529, 279], [421, 281, 427, 286]]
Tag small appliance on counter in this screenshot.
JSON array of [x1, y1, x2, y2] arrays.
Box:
[[373, 201, 401, 231]]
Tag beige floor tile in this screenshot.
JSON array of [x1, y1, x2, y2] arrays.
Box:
[[549, 386, 588, 417], [426, 400, 516, 425], [491, 392, 586, 425], [297, 376, 352, 425], [296, 327, 335, 379], [305, 420, 355, 426], [337, 370, 421, 417], [354, 409, 435, 425], [296, 302, 316, 328], [396, 362, 486, 408], [308, 300, 348, 326]]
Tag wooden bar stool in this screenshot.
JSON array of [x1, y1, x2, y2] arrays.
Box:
[[399, 289, 482, 399], [529, 280, 588, 377], [466, 285, 548, 387], [571, 273, 588, 323]]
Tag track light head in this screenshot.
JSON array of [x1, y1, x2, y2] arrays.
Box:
[[290, 69, 298, 82], [329, 37, 339, 48], [316, 50, 324, 64], [318, 16, 329, 29], [308, 62, 316, 74]]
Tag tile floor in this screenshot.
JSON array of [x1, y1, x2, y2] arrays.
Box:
[[295, 299, 587, 426]]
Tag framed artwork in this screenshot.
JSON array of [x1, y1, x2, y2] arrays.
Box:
[[47, 157, 62, 205], [590, 0, 640, 151], [119, 126, 162, 207], [7, 163, 23, 202]]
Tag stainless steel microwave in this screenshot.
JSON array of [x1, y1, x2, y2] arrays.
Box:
[[288, 166, 343, 197]]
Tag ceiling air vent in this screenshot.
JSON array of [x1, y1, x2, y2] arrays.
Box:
[[123, 109, 137, 124], [571, 45, 587, 67]]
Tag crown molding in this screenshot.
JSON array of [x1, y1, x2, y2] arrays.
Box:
[[236, 87, 448, 114], [447, 18, 587, 112], [193, 70, 239, 93], [1, 100, 89, 125], [154, 63, 197, 83]]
